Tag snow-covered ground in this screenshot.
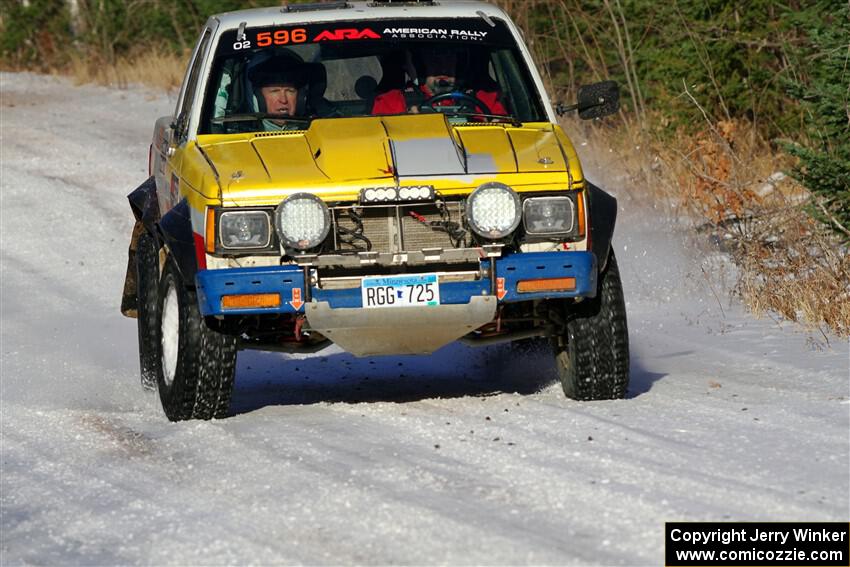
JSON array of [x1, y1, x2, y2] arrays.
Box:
[[1, 72, 848, 565]]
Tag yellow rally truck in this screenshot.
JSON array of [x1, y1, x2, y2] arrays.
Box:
[[121, 0, 628, 421]]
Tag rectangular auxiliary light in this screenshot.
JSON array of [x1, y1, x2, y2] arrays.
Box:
[[221, 293, 281, 310], [517, 277, 576, 293], [361, 185, 435, 204], [283, 2, 350, 13]]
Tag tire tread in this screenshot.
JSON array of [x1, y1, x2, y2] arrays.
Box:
[[555, 252, 629, 400], [136, 231, 159, 391], [156, 261, 236, 421]]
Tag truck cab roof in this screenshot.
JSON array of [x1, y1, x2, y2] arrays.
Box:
[[212, 1, 510, 29]]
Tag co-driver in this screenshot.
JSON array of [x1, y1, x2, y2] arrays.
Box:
[[371, 48, 507, 116]]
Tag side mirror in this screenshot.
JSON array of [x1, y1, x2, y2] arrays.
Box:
[[163, 119, 178, 145], [555, 81, 620, 119], [577, 80, 619, 119], [165, 116, 181, 156], [170, 111, 191, 141]]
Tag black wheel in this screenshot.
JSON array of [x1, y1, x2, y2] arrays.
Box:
[[155, 259, 237, 421], [553, 252, 629, 400], [135, 231, 159, 391]]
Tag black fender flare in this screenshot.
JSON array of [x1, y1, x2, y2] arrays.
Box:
[[159, 199, 200, 285], [586, 182, 618, 272], [127, 176, 199, 285], [128, 176, 160, 234]]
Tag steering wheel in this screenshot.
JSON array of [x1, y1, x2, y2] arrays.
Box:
[[423, 91, 493, 116]]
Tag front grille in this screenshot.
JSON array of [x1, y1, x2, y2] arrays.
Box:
[[331, 201, 465, 254]]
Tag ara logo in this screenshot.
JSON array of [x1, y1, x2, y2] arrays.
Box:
[[313, 28, 381, 42]]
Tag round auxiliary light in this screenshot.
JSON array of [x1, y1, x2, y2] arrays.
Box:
[[465, 182, 522, 239], [365, 189, 377, 201], [275, 193, 331, 251]]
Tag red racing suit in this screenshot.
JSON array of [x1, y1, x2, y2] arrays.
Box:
[[372, 85, 508, 116]]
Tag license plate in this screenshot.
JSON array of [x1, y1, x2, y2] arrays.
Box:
[[361, 273, 440, 308]]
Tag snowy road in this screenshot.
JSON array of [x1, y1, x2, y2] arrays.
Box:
[[1, 72, 848, 565]]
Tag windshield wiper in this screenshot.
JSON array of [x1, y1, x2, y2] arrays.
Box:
[[210, 112, 314, 124], [447, 112, 523, 127]]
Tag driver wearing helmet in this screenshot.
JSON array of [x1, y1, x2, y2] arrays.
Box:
[[249, 51, 308, 130], [371, 48, 507, 116]]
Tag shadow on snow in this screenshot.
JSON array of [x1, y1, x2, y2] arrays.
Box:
[[228, 338, 667, 415]]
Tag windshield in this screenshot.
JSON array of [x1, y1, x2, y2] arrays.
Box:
[[199, 18, 547, 134]]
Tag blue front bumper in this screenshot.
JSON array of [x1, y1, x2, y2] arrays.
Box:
[[196, 251, 597, 317]]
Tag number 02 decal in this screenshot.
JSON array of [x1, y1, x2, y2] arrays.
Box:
[[256, 28, 308, 47]]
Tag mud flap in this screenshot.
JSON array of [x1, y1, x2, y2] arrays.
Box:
[[121, 177, 160, 318], [120, 222, 147, 318]]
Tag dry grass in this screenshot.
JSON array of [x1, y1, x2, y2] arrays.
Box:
[[667, 121, 849, 338], [67, 49, 187, 91], [738, 218, 850, 339], [567, 115, 850, 338]]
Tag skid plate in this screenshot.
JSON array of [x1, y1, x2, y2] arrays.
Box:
[[304, 296, 497, 356]]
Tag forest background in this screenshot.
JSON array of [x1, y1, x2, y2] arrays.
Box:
[[1, 0, 848, 336]]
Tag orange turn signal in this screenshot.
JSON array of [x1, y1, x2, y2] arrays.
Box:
[[205, 208, 216, 254], [576, 190, 586, 238], [221, 293, 281, 310], [517, 277, 576, 293]]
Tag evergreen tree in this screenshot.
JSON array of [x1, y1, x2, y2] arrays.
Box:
[[783, 4, 850, 240]]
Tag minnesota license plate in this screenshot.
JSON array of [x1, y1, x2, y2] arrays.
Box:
[[361, 273, 440, 308]]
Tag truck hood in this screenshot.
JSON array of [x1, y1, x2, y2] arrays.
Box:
[[198, 114, 570, 201]]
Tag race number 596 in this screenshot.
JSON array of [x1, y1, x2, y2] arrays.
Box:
[[256, 28, 308, 47]]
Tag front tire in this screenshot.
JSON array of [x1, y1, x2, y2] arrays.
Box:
[[156, 259, 237, 421], [553, 252, 629, 400], [136, 231, 160, 391]]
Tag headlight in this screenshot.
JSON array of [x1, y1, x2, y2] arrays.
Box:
[[523, 196, 577, 236], [465, 182, 521, 239], [275, 193, 331, 250], [219, 210, 272, 249]]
